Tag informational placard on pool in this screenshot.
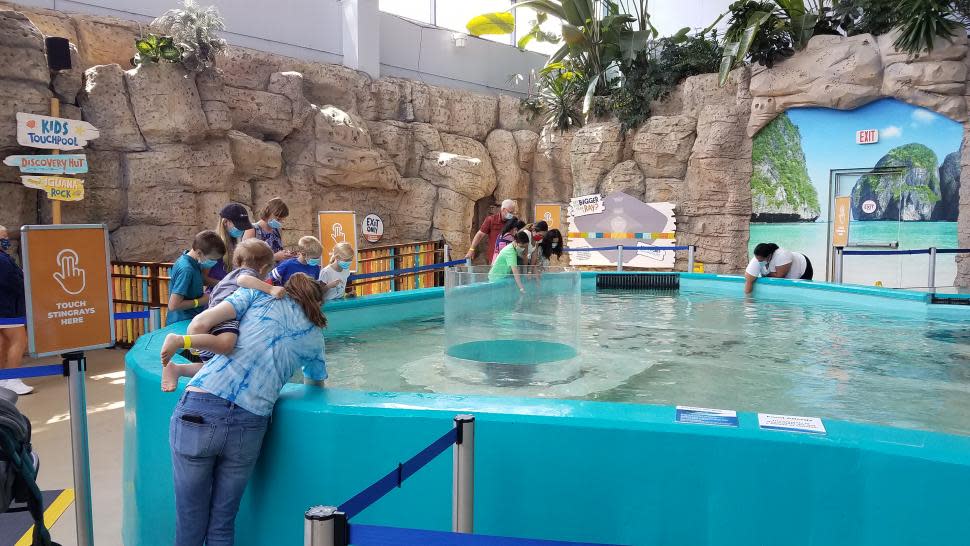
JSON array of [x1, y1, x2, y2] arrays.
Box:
[[758, 413, 826, 434], [675, 406, 739, 427]]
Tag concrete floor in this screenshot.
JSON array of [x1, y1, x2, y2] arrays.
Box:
[[15, 348, 127, 546]]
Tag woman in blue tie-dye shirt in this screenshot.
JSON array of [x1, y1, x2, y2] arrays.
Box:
[[167, 273, 327, 546]]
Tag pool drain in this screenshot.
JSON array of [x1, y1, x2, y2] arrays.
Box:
[[597, 273, 679, 290]]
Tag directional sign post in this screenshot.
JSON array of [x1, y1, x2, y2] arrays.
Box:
[[8, 108, 99, 224]]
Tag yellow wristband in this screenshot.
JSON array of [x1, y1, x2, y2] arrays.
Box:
[[182, 335, 192, 350], [193, 298, 200, 308]]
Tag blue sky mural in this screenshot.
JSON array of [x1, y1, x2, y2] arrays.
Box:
[[788, 98, 964, 219]]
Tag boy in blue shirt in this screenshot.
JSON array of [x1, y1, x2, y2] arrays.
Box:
[[271, 236, 322, 285], [167, 231, 226, 326]]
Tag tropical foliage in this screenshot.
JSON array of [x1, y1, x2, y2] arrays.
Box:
[[148, 0, 228, 73], [132, 33, 183, 66], [611, 32, 722, 130]]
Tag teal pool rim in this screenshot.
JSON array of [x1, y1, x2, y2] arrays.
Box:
[[133, 271, 970, 456]]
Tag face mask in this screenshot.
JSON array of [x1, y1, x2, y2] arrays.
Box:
[[201, 258, 219, 269], [307, 258, 321, 266], [338, 260, 352, 270], [268, 219, 283, 230], [228, 226, 244, 238], [504, 212, 513, 220], [551, 242, 559, 249], [0, 238, 9, 251]]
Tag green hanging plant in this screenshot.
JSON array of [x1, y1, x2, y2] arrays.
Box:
[[132, 33, 183, 66]]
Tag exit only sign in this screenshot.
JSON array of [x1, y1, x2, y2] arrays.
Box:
[[856, 129, 878, 144]]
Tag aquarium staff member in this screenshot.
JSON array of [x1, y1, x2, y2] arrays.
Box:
[[744, 242, 813, 294]]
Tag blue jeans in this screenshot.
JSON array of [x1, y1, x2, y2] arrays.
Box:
[[170, 391, 269, 546]]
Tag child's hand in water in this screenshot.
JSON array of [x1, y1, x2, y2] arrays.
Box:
[[270, 286, 285, 299]]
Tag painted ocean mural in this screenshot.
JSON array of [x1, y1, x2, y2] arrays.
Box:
[[749, 99, 962, 289]]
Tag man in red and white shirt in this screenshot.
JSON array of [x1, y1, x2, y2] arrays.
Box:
[[465, 199, 517, 264]]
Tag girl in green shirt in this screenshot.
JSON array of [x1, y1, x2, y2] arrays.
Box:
[[488, 231, 530, 292]]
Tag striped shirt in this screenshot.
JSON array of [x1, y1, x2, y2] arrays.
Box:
[[188, 288, 327, 416]]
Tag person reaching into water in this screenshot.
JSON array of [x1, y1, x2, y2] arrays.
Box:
[[744, 242, 813, 294], [489, 230, 530, 293]]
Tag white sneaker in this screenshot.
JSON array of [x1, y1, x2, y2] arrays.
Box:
[[0, 378, 34, 395]]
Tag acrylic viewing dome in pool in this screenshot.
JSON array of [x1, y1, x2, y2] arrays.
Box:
[[444, 266, 581, 386]]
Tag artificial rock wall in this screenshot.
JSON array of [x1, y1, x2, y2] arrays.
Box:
[[2, 3, 969, 282]]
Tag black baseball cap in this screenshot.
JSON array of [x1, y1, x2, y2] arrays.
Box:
[[219, 203, 254, 231]]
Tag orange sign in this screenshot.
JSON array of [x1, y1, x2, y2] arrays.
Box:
[[21, 224, 114, 357], [534, 203, 563, 231], [317, 211, 358, 272], [833, 196, 852, 247]]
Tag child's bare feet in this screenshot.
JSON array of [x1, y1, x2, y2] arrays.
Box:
[[161, 362, 180, 392], [160, 333, 183, 367]]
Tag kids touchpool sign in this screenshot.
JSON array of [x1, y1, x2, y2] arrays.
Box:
[[17, 112, 100, 150]]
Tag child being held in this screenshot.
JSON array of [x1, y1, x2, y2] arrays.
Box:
[[271, 236, 322, 285], [318, 242, 355, 301], [159, 238, 282, 391]]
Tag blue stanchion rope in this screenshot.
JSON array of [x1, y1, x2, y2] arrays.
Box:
[[936, 248, 970, 254], [338, 427, 458, 520], [114, 310, 151, 320], [0, 364, 64, 381], [0, 310, 151, 327], [349, 259, 468, 282], [563, 245, 690, 252], [842, 249, 931, 256], [349, 524, 627, 546]]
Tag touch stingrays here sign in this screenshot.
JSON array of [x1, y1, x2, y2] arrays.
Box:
[[17, 113, 100, 150]]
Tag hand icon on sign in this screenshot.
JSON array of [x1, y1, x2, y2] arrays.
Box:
[[53, 249, 86, 295], [543, 212, 552, 222], [331, 223, 346, 245]]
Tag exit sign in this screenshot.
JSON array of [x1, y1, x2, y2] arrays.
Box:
[[856, 129, 878, 144]]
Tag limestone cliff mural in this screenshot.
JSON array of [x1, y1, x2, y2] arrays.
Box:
[[749, 98, 963, 286]]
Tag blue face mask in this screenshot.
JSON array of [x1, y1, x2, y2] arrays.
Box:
[[338, 260, 352, 270], [268, 219, 283, 230], [307, 258, 321, 266], [0, 238, 9, 251], [201, 258, 219, 269], [228, 226, 244, 238]]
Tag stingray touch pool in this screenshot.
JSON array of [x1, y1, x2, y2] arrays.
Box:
[[317, 280, 970, 436]]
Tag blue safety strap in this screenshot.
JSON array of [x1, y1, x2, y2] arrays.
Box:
[[338, 427, 458, 520], [841, 249, 931, 256], [0, 364, 64, 381], [349, 524, 627, 546], [349, 259, 467, 282]]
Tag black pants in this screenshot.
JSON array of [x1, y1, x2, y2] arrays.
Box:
[[800, 254, 814, 280]]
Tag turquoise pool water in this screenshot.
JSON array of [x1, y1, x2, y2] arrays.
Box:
[[320, 285, 970, 436]]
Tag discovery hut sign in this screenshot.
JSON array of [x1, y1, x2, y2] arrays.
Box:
[[4, 154, 88, 174]]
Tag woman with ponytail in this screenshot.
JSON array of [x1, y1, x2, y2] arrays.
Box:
[[167, 272, 327, 545]]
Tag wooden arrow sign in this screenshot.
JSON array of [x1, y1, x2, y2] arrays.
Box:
[[4, 154, 88, 174], [21, 175, 85, 201], [16, 112, 100, 150]]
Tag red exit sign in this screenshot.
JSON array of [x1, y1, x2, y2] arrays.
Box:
[[856, 129, 879, 144]]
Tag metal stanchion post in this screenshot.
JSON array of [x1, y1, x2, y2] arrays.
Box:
[[928, 247, 937, 291], [834, 247, 844, 284], [304, 506, 346, 546], [64, 351, 94, 546], [148, 307, 162, 332], [444, 244, 451, 263], [687, 245, 695, 273], [616, 245, 623, 272], [453, 414, 475, 533]]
